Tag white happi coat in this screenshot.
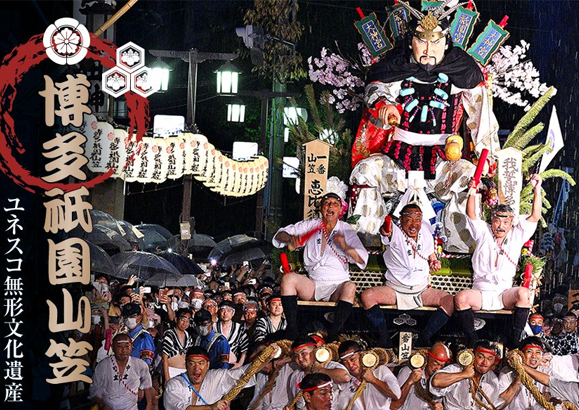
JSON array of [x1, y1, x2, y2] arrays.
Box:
[[273, 219, 368, 283], [248, 362, 299, 410], [89, 356, 152, 410], [338, 365, 401, 410], [499, 365, 551, 410], [163, 364, 255, 410], [429, 364, 503, 410], [396, 365, 443, 410], [467, 217, 537, 292], [287, 361, 350, 410], [382, 221, 434, 288]]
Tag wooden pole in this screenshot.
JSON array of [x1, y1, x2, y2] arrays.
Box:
[[94, 0, 140, 38]]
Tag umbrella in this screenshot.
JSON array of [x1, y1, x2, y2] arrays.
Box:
[[111, 251, 180, 281], [135, 224, 173, 240], [87, 242, 117, 276], [156, 250, 204, 275], [187, 233, 217, 254], [118, 220, 142, 247], [146, 272, 202, 288], [222, 247, 267, 267], [90, 210, 125, 236], [69, 224, 132, 253], [208, 234, 259, 260], [137, 229, 169, 252]]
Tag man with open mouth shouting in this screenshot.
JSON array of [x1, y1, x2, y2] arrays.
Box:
[[273, 192, 368, 341]]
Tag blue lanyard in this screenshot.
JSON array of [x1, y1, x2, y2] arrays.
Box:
[[180, 373, 209, 405]]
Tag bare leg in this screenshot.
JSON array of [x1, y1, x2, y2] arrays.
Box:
[[501, 286, 531, 309], [421, 288, 455, 316], [361, 285, 397, 309], [454, 289, 483, 311], [281, 272, 316, 301], [329, 281, 356, 303]]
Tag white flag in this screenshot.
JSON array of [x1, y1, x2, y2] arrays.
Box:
[[539, 106, 564, 173]]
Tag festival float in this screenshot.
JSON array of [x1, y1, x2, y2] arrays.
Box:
[[284, 0, 575, 342]]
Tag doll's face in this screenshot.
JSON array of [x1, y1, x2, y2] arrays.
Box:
[[412, 25, 447, 67]]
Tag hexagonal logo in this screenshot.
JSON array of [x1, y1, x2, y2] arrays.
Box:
[[102, 67, 130, 98], [116, 41, 145, 73], [130, 67, 159, 98]]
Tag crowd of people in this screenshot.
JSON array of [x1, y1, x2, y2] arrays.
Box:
[[80, 180, 579, 409]]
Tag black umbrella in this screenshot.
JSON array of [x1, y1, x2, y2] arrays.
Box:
[[111, 251, 180, 281], [69, 224, 132, 253], [208, 234, 259, 260], [156, 250, 204, 275], [87, 242, 116, 276]]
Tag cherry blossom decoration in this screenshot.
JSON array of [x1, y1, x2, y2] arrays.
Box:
[[43, 17, 90, 65]]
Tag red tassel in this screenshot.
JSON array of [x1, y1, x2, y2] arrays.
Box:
[[467, 0, 473, 10], [499, 15, 509, 28], [356, 7, 366, 19]]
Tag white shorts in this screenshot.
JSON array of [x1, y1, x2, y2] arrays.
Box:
[[314, 281, 344, 301], [479, 289, 506, 310], [385, 279, 428, 310]]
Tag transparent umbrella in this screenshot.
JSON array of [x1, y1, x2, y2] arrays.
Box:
[[69, 224, 132, 253], [87, 242, 116, 276], [111, 251, 180, 281], [156, 250, 204, 275], [135, 224, 173, 240], [118, 220, 142, 248], [137, 230, 169, 252], [221, 247, 267, 267], [89, 210, 125, 236], [187, 234, 217, 253], [146, 273, 202, 288], [208, 234, 259, 261]]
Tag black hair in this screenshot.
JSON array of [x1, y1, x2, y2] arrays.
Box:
[[176, 308, 192, 318], [338, 340, 363, 356], [291, 335, 317, 350], [473, 339, 498, 354], [491, 204, 515, 216], [400, 203, 422, 215], [519, 336, 546, 351], [185, 346, 209, 358], [300, 372, 331, 391]]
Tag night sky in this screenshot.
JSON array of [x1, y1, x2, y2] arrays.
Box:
[[1, 0, 578, 241]]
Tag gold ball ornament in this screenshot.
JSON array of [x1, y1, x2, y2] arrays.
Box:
[[445, 135, 463, 162]]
